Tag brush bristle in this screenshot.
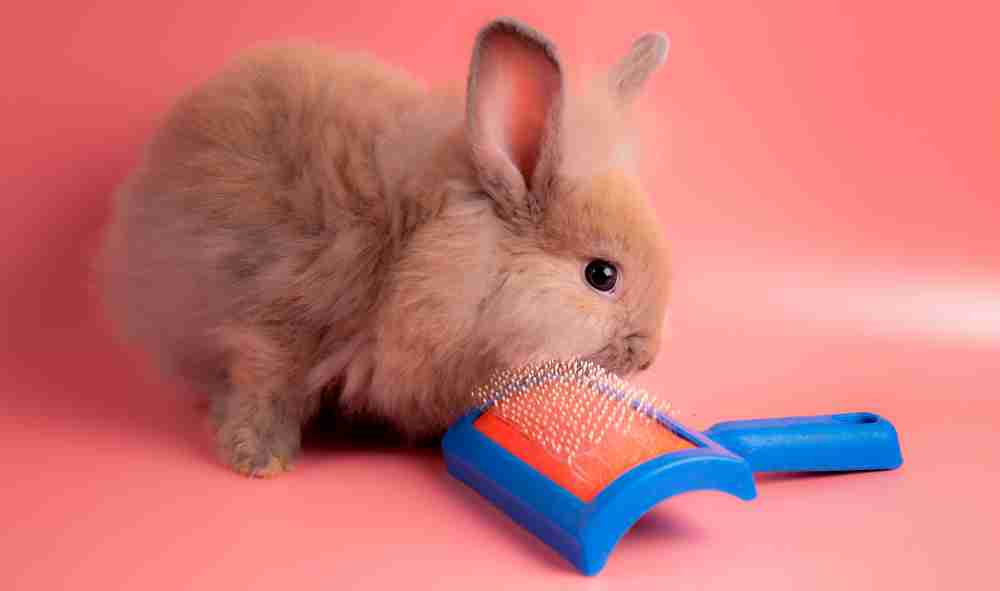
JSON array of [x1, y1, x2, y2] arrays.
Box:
[[471, 358, 691, 500]]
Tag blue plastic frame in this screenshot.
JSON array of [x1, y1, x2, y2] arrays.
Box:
[[442, 408, 757, 575]]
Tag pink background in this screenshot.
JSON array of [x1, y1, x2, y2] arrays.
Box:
[[3, 1, 998, 589]]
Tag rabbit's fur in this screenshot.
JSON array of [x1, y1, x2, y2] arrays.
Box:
[[98, 18, 672, 476]]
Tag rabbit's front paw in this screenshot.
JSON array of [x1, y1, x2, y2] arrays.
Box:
[[230, 449, 293, 478], [215, 398, 301, 478]]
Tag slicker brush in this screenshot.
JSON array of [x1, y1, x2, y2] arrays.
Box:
[[442, 358, 904, 575]]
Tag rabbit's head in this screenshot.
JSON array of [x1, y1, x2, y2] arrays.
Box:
[[463, 18, 671, 374], [343, 19, 672, 435]]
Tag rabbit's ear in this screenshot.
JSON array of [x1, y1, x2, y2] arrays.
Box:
[[466, 18, 563, 218], [610, 32, 669, 106]]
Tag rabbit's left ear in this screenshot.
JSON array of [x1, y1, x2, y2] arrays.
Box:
[[466, 18, 564, 219], [610, 32, 670, 105]]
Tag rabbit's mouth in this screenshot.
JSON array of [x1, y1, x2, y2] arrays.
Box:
[[584, 345, 629, 375], [584, 336, 653, 376]]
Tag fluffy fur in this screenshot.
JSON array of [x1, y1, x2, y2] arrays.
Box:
[[97, 18, 672, 477]]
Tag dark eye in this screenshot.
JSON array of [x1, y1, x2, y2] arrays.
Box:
[[584, 259, 618, 293]]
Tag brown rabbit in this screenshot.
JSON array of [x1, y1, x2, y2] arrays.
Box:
[[98, 17, 672, 477]]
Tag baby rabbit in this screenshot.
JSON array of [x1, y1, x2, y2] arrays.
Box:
[[98, 17, 672, 477]]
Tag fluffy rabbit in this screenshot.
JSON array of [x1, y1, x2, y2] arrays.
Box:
[[98, 17, 672, 477]]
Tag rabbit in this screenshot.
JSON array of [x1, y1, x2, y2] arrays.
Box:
[[97, 17, 673, 477]]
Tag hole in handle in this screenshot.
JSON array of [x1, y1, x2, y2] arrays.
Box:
[[832, 412, 879, 424]]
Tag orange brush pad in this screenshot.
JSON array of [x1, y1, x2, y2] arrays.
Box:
[[473, 383, 694, 502]]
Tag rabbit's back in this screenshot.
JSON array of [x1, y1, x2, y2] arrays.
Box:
[[99, 44, 428, 393]]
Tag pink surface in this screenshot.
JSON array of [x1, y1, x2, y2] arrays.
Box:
[[3, 1, 998, 589]]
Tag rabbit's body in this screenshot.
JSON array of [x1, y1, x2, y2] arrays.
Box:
[[100, 19, 672, 476]]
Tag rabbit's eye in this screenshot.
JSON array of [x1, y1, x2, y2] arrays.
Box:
[[584, 259, 618, 293]]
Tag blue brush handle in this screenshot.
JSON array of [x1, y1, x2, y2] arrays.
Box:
[[702, 412, 903, 473]]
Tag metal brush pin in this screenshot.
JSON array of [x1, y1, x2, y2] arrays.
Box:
[[470, 359, 683, 489]]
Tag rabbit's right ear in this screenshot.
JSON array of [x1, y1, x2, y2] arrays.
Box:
[[609, 32, 670, 106], [466, 18, 564, 220]]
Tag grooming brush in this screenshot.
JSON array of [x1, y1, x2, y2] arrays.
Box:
[[441, 359, 902, 575]]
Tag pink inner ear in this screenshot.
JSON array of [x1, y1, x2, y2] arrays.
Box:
[[476, 32, 560, 186]]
